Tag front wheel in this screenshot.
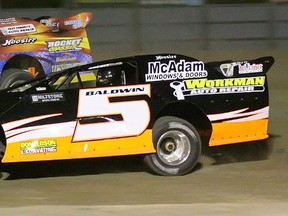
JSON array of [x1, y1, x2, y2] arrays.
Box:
[[144, 116, 201, 176], [0, 69, 35, 90], [0, 141, 8, 180]]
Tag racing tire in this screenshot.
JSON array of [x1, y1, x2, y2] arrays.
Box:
[[0, 141, 8, 180], [0, 141, 5, 159], [0, 69, 35, 90], [144, 116, 201, 176], [0, 172, 10, 180]]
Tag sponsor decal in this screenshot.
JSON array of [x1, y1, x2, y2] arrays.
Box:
[[51, 62, 87, 72], [64, 19, 83, 29], [0, 24, 36, 35], [170, 76, 266, 100], [85, 86, 147, 96], [0, 17, 17, 25], [155, 55, 177, 60], [220, 63, 237, 77], [238, 63, 263, 74], [146, 59, 208, 82], [36, 87, 47, 91], [56, 56, 77, 62], [46, 38, 82, 52], [40, 19, 59, 32], [1, 37, 37, 47], [20, 139, 57, 155], [31, 92, 65, 103], [220, 62, 263, 77]]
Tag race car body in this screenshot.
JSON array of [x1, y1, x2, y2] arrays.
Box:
[[0, 54, 274, 175], [0, 12, 92, 89]]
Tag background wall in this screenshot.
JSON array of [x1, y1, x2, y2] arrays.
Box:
[[0, 3, 287, 88], [0, 3, 287, 60]]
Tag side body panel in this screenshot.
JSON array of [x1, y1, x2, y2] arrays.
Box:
[[136, 54, 272, 147], [1, 85, 155, 163], [0, 53, 273, 163]]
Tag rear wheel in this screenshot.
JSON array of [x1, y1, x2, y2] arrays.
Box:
[[0, 141, 8, 180], [0, 69, 35, 90], [0, 140, 5, 157], [0, 172, 10, 180], [144, 116, 201, 176]]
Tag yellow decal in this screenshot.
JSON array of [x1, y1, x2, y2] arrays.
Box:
[[20, 139, 57, 155], [185, 76, 265, 89]]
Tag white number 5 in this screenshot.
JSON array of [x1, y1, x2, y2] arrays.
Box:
[[73, 84, 151, 142]]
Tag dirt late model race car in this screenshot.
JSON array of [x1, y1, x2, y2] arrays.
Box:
[[0, 54, 274, 176], [0, 12, 92, 89]]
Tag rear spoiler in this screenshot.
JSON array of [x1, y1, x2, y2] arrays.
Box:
[[0, 12, 93, 36], [206, 56, 274, 77]]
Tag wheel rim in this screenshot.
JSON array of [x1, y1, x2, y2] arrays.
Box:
[[156, 130, 191, 166]]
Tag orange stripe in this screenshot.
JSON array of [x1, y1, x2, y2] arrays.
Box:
[[209, 119, 269, 146], [2, 130, 155, 163], [2, 119, 269, 162]]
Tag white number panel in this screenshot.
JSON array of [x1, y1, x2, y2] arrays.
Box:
[[73, 84, 151, 142]]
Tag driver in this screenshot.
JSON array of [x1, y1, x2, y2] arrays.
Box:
[[96, 67, 126, 87]]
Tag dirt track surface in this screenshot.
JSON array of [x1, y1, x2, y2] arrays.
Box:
[[0, 50, 287, 215]]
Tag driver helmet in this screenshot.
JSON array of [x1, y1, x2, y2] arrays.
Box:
[[96, 67, 125, 87]]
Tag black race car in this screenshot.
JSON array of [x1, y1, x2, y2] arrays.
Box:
[[0, 54, 274, 176]]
